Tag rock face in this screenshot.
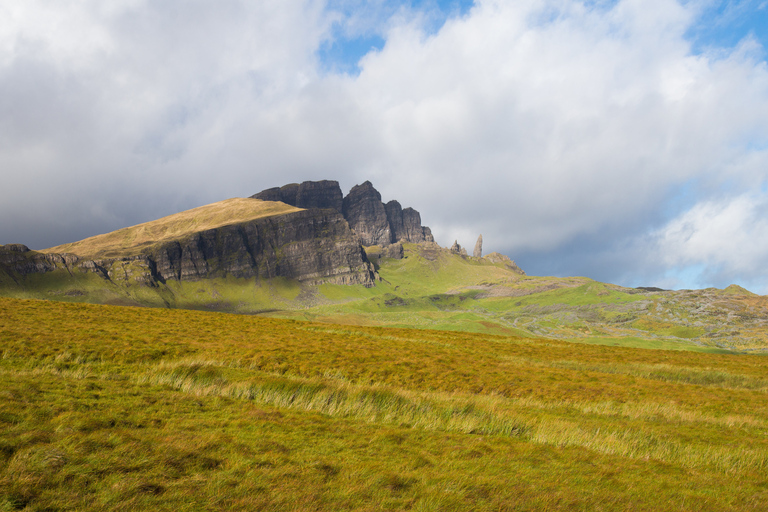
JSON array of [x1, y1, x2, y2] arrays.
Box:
[[342, 181, 393, 246], [251, 180, 343, 212], [0, 244, 82, 277], [473, 235, 483, 258], [253, 180, 434, 247], [0, 209, 377, 288], [148, 209, 374, 285], [450, 240, 467, 256]]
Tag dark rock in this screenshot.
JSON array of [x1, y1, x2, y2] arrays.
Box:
[[1, 209, 377, 288], [473, 235, 483, 258], [3, 244, 30, 253], [383, 242, 404, 259], [0, 245, 79, 275], [148, 208, 375, 286], [251, 187, 282, 202], [295, 180, 343, 211], [384, 201, 405, 241], [382, 201, 428, 244], [278, 183, 299, 206], [251, 183, 298, 205], [252, 180, 343, 212], [450, 240, 462, 254], [401, 208, 426, 243], [342, 181, 393, 246], [254, 180, 434, 247]]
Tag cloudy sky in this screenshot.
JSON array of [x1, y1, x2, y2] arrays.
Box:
[[3, 0, 768, 292]]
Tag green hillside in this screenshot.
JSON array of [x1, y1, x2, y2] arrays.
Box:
[[271, 243, 768, 353], [1, 297, 767, 510], [3, 237, 767, 351]]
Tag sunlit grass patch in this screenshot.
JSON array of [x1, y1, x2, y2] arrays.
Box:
[[3, 297, 768, 510]]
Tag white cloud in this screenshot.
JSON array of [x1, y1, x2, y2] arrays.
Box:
[[655, 193, 768, 275], [2, 0, 768, 292]]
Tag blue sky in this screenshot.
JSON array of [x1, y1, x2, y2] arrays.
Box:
[[688, 0, 768, 53], [2, 0, 768, 293]]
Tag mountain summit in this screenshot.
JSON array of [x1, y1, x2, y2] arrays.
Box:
[[252, 180, 434, 246]]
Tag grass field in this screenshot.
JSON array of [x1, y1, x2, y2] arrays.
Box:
[[2, 297, 768, 510]]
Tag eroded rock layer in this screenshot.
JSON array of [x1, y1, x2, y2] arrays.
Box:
[[0, 209, 376, 288], [253, 180, 434, 247]]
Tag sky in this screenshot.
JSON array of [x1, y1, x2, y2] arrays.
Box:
[[2, 0, 768, 293]]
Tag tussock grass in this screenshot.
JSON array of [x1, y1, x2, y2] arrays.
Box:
[[139, 360, 529, 437], [3, 297, 768, 510]]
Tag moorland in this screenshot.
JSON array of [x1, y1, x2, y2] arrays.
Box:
[[2, 184, 768, 510], [2, 297, 768, 510]]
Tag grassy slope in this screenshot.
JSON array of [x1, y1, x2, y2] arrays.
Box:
[[273, 244, 765, 352], [1, 297, 768, 510], [6, 224, 768, 351], [41, 198, 302, 259]]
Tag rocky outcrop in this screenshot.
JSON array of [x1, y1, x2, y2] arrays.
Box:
[[253, 180, 434, 247], [385, 201, 431, 244], [251, 180, 343, 212], [473, 235, 483, 258], [150, 208, 374, 285], [0, 244, 81, 276], [450, 240, 467, 256], [483, 252, 526, 275], [383, 242, 404, 259], [342, 181, 393, 246], [0, 209, 377, 288]]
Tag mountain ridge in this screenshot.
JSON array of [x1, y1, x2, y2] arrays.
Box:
[[1, 179, 765, 352]]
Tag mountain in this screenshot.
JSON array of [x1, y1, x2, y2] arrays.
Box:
[[1, 180, 765, 352], [0, 181, 444, 310], [251, 180, 434, 246]]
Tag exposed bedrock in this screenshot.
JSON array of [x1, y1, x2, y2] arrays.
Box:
[[1, 209, 377, 287], [251, 180, 343, 212], [151, 209, 374, 285], [253, 179, 434, 247], [343, 181, 393, 246]]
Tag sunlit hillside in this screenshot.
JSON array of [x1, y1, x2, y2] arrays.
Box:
[[42, 198, 302, 259]]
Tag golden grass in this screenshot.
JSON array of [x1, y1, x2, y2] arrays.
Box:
[[41, 198, 302, 259], [3, 297, 768, 510]]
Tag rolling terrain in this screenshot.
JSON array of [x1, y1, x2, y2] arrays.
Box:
[[1, 190, 767, 351], [292, 243, 768, 353], [2, 186, 768, 510], [1, 297, 768, 510]]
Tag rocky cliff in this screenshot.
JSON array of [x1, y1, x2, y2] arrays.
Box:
[[148, 208, 373, 285], [342, 182, 394, 246], [253, 180, 434, 247], [1, 207, 376, 289], [252, 180, 343, 212]]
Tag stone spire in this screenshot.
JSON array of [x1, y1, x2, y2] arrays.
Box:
[[473, 234, 483, 258]]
